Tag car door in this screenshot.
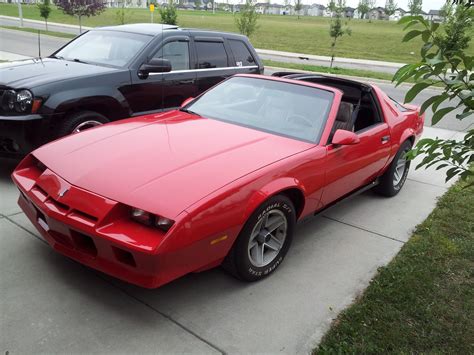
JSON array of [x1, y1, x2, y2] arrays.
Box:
[[321, 117, 392, 205], [127, 35, 198, 115]]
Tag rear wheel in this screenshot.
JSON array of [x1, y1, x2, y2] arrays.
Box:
[[223, 195, 296, 281], [374, 140, 412, 197], [57, 111, 109, 138]]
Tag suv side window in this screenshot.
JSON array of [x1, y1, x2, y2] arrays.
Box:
[[195, 41, 228, 69], [153, 41, 190, 71], [229, 40, 255, 67]]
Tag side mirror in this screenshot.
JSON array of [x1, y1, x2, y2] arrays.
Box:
[[138, 58, 172, 78], [332, 129, 360, 146], [181, 97, 194, 108]]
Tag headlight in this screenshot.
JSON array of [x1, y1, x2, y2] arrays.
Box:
[[130, 207, 175, 232], [1, 89, 41, 114], [16, 90, 33, 112]]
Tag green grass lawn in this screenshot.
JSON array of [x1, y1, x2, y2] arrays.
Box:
[[2, 4, 472, 63], [315, 176, 474, 354]]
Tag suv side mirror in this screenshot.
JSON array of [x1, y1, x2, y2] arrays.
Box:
[[332, 129, 360, 146], [181, 97, 194, 108], [138, 58, 172, 78]]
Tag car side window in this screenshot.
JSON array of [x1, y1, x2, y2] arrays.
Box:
[[195, 41, 228, 69], [229, 40, 255, 67], [153, 41, 190, 71]]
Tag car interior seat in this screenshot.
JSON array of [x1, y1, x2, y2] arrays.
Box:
[[333, 102, 354, 132]]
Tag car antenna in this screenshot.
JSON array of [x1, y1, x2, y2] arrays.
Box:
[[37, 30, 44, 64]]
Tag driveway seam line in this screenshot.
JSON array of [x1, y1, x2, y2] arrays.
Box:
[[406, 178, 449, 189], [321, 215, 406, 244], [6, 211, 25, 217], [4, 216, 47, 245], [94, 275, 227, 355], [3, 215, 226, 353]]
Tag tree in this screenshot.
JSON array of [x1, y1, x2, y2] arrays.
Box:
[[194, 0, 201, 10], [327, 0, 336, 16], [37, 0, 52, 31], [54, 0, 106, 33], [436, 4, 472, 53], [329, 0, 351, 69], [159, 0, 178, 25], [384, 0, 397, 17], [357, 0, 372, 19], [294, 0, 303, 19], [407, 0, 422, 15], [392, 5, 474, 184], [115, 0, 132, 25], [235, 0, 259, 38]]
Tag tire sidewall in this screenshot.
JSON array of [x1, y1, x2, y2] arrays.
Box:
[[235, 195, 296, 281], [58, 111, 109, 138], [392, 141, 412, 192]]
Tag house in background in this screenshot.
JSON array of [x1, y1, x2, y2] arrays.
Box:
[[389, 7, 406, 21], [344, 6, 355, 18], [368, 7, 387, 20], [427, 9, 443, 22], [308, 4, 325, 16]]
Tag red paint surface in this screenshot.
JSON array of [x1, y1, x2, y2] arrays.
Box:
[[12, 75, 423, 288]]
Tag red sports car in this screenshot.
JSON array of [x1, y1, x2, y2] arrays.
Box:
[[12, 74, 424, 288]]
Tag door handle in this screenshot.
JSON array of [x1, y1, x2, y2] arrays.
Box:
[[179, 79, 195, 84], [381, 135, 390, 143]]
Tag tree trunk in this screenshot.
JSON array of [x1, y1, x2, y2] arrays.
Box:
[[45, 19, 48, 31], [79, 15, 82, 34]]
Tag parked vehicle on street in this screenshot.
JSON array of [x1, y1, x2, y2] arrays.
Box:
[[0, 23, 263, 158], [12, 74, 424, 288]]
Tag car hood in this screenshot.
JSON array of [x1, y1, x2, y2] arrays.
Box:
[[0, 58, 119, 88], [33, 111, 313, 218]]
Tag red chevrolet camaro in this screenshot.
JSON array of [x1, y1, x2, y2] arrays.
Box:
[[12, 74, 424, 288]]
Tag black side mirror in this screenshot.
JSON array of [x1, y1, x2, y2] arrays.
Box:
[[138, 58, 172, 78]]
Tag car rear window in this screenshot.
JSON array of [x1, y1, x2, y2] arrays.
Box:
[[229, 40, 255, 67], [195, 41, 228, 69]]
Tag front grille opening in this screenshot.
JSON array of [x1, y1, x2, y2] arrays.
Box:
[[49, 230, 74, 248], [45, 198, 69, 214], [31, 184, 48, 201], [69, 210, 98, 226], [71, 231, 97, 257], [112, 247, 136, 267]]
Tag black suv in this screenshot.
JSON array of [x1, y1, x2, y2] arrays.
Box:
[[0, 23, 263, 158]]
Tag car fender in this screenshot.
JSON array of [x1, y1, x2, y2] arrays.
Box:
[[243, 177, 307, 223], [45, 88, 130, 120]]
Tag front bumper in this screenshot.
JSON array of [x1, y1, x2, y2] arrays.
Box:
[[0, 114, 57, 158], [12, 157, 170, 288]]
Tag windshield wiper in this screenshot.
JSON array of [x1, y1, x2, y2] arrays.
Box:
[[72, 58, 89, 64], [179, 108, 201, 117], [50, 55, 64, 60]]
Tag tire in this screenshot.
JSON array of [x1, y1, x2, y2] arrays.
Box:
[[57, 111, 109, 138], [374, 140, 412, 197], [223, 195, 296, 281]]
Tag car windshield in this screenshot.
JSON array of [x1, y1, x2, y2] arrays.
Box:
[[53, 30, 152, 67], [186, 77, 334, 143]]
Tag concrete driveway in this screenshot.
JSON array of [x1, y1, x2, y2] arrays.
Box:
[[0, 126, 459, 354]]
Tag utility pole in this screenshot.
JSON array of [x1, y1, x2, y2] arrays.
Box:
[[17, 0, 24, 27]]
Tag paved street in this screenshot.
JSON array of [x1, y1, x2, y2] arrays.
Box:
[[0, 125, 461, 353]]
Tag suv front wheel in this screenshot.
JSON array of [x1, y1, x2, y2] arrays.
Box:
[[58, 111, 109, 137]]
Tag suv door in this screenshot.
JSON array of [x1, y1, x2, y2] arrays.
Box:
[[193, 37, 233, 92], [127, 35, 197, 115]]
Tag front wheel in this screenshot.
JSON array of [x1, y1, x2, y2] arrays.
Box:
[[57, 111, 109, 138], [374, 140, 412, 197], [223, 195, 296, 281]]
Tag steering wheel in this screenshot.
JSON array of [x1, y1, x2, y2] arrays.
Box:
[[286, 114, 313, 128]]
